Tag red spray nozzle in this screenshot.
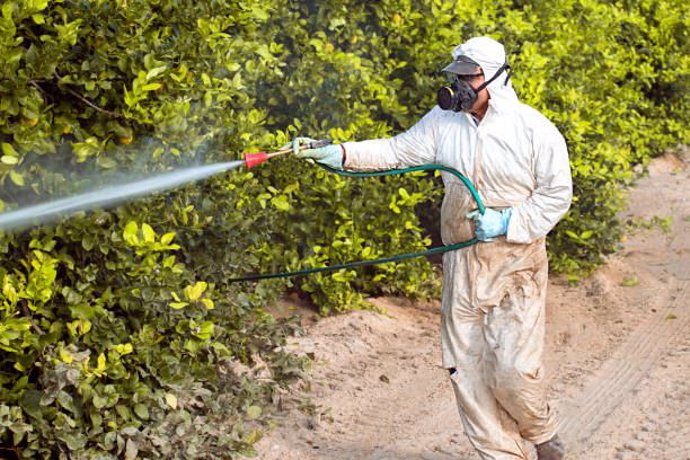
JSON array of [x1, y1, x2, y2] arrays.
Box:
[[244, 152, 269, 169]]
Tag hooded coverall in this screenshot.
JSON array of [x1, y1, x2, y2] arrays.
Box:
[[341, 37, 573, 459]]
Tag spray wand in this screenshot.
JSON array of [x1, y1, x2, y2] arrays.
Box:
[[242, 140, 332, 169]]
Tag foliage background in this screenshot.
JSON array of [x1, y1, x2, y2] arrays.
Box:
[[0, 0, 688, 457]]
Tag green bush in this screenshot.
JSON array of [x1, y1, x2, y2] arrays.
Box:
[[1, 0, 688, 457]]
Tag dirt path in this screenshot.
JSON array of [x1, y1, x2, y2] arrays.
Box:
[[256, 150, 690, 460]]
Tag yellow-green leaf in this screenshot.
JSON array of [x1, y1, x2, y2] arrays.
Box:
[[94, 353, 107, 375], [142, 83, 162, 92], [1, 143, 17, 157], [60, 348, 73, 364], [165, 393, 177, 409], [9, 170, 24, 186], [201, 298, 214, 310], [621, 276, 639, 287], [160, 232, 175, 245], [123, 221, 139, 246], [243, 429, 262, 444], [113, 343, 133, 355], [184, 281, 207, 301], [141, 223, 155, 243], [192, 321, 214, 341], [1, 155, 18, 165], [271, 194, 290, 212]]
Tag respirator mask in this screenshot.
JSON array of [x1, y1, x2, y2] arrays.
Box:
[[437, 58, 511, 112]]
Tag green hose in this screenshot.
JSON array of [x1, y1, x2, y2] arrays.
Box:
[[228, 163, 483, 283]]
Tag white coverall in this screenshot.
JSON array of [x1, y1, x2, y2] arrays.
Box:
[[341, 37, 572, 459]]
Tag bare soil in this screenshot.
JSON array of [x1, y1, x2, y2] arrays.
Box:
[[256, 150, 690, 460]]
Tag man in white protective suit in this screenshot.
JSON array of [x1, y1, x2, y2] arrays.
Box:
[[289, 36, 572, 460]]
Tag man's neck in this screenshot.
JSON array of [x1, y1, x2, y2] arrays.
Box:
[[471, 102, 489, 122]]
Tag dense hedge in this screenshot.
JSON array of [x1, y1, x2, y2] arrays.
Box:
[[1, 0, 688, 457]]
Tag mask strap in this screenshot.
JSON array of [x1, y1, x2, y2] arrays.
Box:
[[476, 62, 510, 92]]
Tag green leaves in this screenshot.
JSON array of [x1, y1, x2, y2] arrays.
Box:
[[122, 221, 138, 246], [133, 403, 149, 420], [0, 317, 32, 353], [71, 137, 103, 163], [1, 2, 15, 22], [270, 194, 290, 211], [0, 155, 17, 165], [24, 250, 58, 306], [54, 18, 83, 46], [183, 281, 207, 301], [0, 141, 23, 186], [122, 221, 180, 252], [1, 143, 19, 165], [124, 69, 166, 109], [191, 320, 214, 341]]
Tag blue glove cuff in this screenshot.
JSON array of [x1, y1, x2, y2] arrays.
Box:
[[318, 144, 344, 170], [500, 208, 512, 235]]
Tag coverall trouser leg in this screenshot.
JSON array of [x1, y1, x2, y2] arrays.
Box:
[[441, 243, 557, 459]]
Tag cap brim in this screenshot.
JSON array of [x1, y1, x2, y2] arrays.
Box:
[[441, 57, 481, 75]]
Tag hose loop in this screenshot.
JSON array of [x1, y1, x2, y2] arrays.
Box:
[[228, 163, 483, 283]]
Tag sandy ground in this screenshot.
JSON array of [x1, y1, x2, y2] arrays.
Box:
[[256, 150, 690, 460]]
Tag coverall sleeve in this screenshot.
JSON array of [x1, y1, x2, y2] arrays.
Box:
[[506, 128, 572, 244], [341, 108, 439, 170]]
